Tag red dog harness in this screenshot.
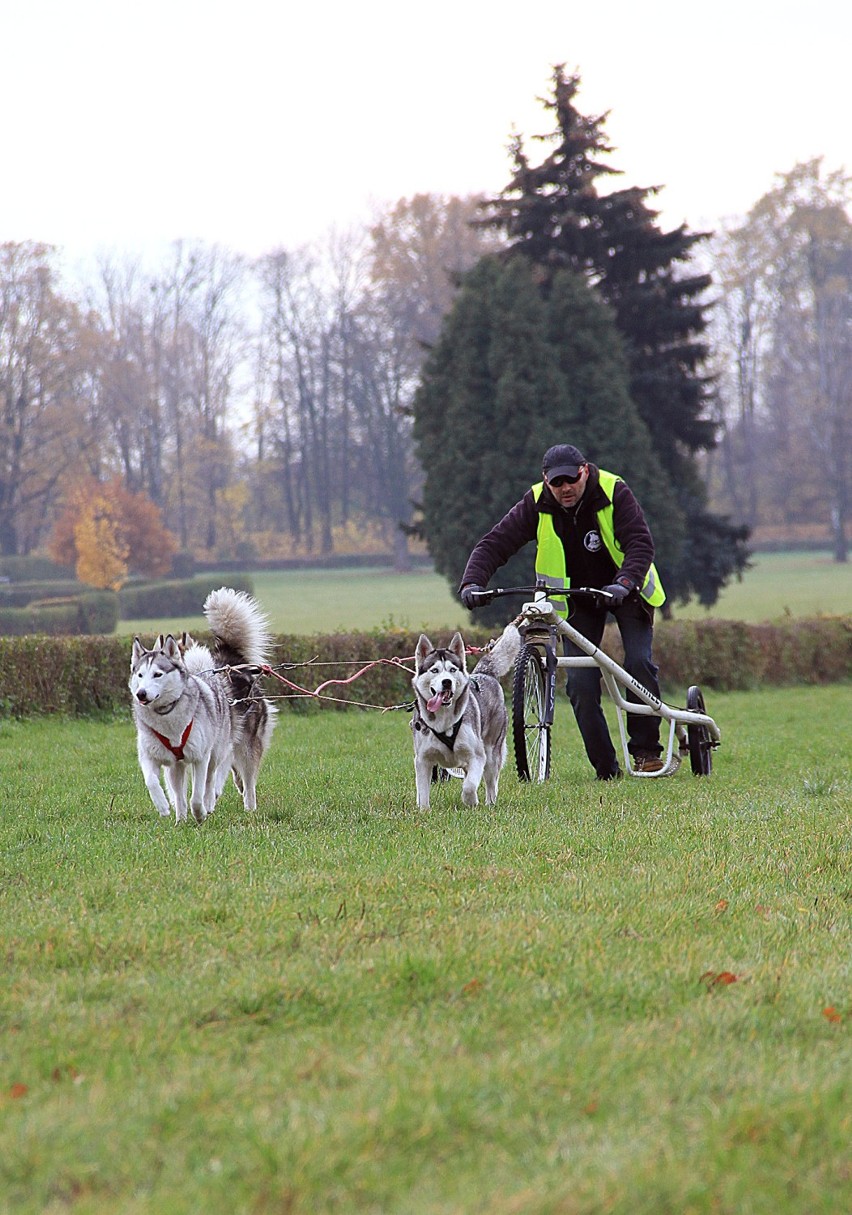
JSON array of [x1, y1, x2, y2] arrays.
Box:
[[148, 720, 194, 760]]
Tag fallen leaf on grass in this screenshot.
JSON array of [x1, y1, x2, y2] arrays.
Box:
[[822, 1006, 843, 1024], [461, 978, 483, 996], [700, 970, 741, 989], [714, 899, 729, 914], [9, 1083, 28, 1099]]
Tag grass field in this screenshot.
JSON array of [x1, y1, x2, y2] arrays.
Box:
[[118, 551, 852, 638], [2, 685, 851, 1213]]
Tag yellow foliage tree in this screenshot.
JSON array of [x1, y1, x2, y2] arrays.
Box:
[[50, 477, 177, 586], [73, 494, 130, 590]]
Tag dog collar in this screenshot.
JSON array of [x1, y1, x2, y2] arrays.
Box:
[[148, 719, 194, 760]]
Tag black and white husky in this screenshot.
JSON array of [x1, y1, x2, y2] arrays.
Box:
[[411, 625, 520, 809], [129, 587, 277, 823]]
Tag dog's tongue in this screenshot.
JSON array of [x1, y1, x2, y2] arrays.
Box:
[[426, 693, 444, 713]]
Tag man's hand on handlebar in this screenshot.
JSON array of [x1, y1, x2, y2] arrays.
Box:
[[460, 584, 487, 610], [600, 576, 633, 608]]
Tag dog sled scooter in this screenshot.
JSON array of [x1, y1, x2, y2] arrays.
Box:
[[467, 584, 720, 782]]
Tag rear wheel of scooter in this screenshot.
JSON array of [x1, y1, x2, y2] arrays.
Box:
[[686, 685, 713, 776], [512, 644, 551, 782]]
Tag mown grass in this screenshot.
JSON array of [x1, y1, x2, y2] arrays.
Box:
[[117, 551, 852, 637], [2, 685, 851, 1214]]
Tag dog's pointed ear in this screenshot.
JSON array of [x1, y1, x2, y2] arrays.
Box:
[[415, 634, 432, 668], [448, 632, 467, 670], [153, 634, 165, 651], [131, 636, 145, 663], [162, 634, 182, 660]]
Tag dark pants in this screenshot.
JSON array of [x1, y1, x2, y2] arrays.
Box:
[[563, 596, 661, 778]]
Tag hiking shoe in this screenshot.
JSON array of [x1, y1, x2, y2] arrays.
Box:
[[632, 752, 665, 774]]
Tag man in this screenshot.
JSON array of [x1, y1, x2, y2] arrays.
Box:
[[459, 443, 666, 780]]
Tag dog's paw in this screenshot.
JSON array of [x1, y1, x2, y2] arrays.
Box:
[[149, 790, 171, 817], [461, 788, 479, 808]]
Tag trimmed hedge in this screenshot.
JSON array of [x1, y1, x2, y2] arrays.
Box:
[[0, 580, 86, 608], [0, 592, 119, 637], [118, 575, 255, 618], [0, 616, 849, 719], [0, 556, 74, 581]]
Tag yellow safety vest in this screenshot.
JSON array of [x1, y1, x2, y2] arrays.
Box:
[[532, 471, 666, 616]]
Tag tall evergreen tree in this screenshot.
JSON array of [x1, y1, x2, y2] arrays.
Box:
[[413, 256, 679, 621], [478, 66, 748, 604]]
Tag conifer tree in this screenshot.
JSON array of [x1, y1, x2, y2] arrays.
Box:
[[478, 66, 748, 604], [413, 256, 676, 619]]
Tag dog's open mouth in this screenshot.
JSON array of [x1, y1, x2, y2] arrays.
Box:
[[426, 688, 454, 713]]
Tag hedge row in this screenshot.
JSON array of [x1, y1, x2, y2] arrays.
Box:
[[0, 556, 74, 581], [0, 616, 849, 719], [0, 592, 120, 637], [0, 576, 255, 627], [117, 575, 255, 618], [0, 580, 85, 608]]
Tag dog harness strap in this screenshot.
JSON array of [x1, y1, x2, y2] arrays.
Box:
[[430, 718, 464, 751], [149, 719, 194, 760]]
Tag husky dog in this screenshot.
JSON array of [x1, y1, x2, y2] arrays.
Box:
[[129, 588, 276, 823], [203, 587, 277, 811], [411, 625, 521, 809]]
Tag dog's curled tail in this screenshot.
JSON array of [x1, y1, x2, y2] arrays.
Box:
[[203, 587, 272, 666], [472, 623, 522, 680]]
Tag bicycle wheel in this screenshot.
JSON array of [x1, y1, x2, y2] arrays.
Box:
[[686, 685, 713, 776], [512, 644, 552, 782]]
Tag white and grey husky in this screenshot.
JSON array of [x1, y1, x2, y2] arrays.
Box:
[[129, 587, 277, 823], [411, 625, 520, 809]]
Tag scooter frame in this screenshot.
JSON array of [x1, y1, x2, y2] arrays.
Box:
[[471, 586, 721, 782]]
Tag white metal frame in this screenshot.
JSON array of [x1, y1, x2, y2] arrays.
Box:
[[518, 596, 721, 778]]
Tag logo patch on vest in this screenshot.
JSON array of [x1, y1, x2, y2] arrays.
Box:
[[584, 530, 602, 553]]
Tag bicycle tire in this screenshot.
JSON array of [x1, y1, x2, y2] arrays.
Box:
[[686, 685, 713, 776], [512, 644, 552, 782]]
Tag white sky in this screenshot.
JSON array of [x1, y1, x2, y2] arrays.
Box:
[[2, 0, 849, 270]]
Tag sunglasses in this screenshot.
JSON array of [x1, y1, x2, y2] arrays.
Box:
[[548, 471, 582, 487]]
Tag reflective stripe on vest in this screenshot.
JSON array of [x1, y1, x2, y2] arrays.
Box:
[[532, 473, 666, 616]]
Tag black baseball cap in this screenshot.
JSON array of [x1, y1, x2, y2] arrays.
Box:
[[542, 444, 585, 479]]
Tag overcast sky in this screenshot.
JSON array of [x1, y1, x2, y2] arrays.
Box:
[[2, 0, 849, 271]]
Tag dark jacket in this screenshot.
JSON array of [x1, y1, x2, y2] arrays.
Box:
[[459, 465, 656, 593]]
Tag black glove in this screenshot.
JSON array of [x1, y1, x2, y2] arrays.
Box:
[[601, 577, 633, 607], [460, 584, 485, 610]]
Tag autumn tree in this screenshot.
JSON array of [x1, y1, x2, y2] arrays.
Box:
[[73, 492, 129, 590], [709, 160, 851, 560], [368, 193, 504, 350], [0, 242, 100, 555], [250, 200, 499, 563], [50, 476, 176, 586]]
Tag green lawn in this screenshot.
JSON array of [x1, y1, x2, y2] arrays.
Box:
[[118, 550, 852, 637], [2, 685, 851, 1213], [673, 550, 851, 623]]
